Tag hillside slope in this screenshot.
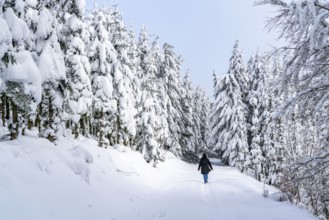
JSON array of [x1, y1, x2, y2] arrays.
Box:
[[0, 131, 318, 220]]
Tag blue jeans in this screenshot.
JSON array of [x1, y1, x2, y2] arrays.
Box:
[[203, 174, 208, 183]]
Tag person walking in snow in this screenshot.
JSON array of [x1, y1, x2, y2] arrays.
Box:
[[198, 153, 213, 184]]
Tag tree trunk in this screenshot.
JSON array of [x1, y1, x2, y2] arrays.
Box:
[[21, 114, 26, 136], [73, 122, 79, 139], [98, 111, 104, 147], [5, 96, 10, 120], [80, 114, 86, 136], [35, 103, 42, 133], [28, 116, 33, 130], [1, 94, 6, 126], [10, 101, 18, 140], [89, 118, 93, 135], [116, 115, 120, 144], [47, 96, 56, 142]]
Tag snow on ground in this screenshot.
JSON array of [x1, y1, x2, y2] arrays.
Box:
[[0, 130, 318, 220]]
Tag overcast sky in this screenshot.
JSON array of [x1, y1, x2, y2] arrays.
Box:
[[85, 0, 283, 97]]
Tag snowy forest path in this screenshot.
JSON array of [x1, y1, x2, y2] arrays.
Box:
[[141, 161, 319, 220]]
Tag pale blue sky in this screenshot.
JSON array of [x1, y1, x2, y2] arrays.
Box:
[[85, 0, 282, 97]]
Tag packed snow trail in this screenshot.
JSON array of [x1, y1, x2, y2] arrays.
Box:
[[135, 165, 317, 220], [0, 134, 318, 220]]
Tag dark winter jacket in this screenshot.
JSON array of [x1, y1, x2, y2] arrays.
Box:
[[198, 156, 213, 174]]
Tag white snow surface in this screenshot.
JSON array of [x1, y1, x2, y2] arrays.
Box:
[[0, 131, 318, 220]]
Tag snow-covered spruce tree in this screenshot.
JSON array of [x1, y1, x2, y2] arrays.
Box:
[[135, 26, 154, 152], [127, 25, 142, 121], [230, 41, 250, 149], [200, 89, 211, 151], [180, 72, 197, 162], [209, 43, 249, 170], [136, 89, 159, 165], [245, 56, 254, 148], [228, 41, 249, 170], [246, 53, 277, 182], [88, 9, 116, 147], [246, 54, 268, 181], [137, 26, 150, 80], [61, 0, 92, 138], [0, 0, 14, 130], [229, 41, 249, 98], [109, 7, 137, 146], [209, 73, 248, 170], [135, 26, 163, 164], [150, 39, 169, 151], [35, 6, 66, 142], [193, 86, 210, 154], [191, 88, 202, 155], [0, 1, 41, 140], [159, 43, 184, 157], [208, 72, 221, 154], [258, 56, 274, 183], [257, 0, 329, 218]]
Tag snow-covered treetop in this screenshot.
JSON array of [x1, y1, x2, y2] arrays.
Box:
[[4, 8, 31, 50], [74, 0, 86, 16], [36, 8, 53, 41], [61, 0, 86, 18], [138, 26, 149, 54], [38, 43, 66, 84], [0, 16, 12, 58], [65, 14, 84, 34]]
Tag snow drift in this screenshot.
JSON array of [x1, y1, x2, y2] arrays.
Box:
[[0, 131, 318, 220]]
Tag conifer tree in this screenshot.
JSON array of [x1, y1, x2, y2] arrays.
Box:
[[209, 42, 249, 170], [208, 72, 221, 153], [150, 39, 168, 150], [209, 74, 248, 170], [135, 27, 163, 164], [109, 8, 137, 146], [228, 41, 249, 97], [0, 0, 14, 131], [61, 0, 92, 138], [88, 9, 116, 146], [247, 54, 265, 180], [180, 72, 195, 161], [1, 2, 41, 140], [197, 87, 210, 151], [36, 6, 66, 142], [127, 26, 141, 123], [160, 43, 183, 156]]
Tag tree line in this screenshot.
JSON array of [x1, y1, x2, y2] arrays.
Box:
[[0, 0, 210, 165], [209, 1, 329, 219]]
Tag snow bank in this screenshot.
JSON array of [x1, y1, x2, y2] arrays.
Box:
[[67, 145, 93, 183], [0, 132, 319, 220]]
